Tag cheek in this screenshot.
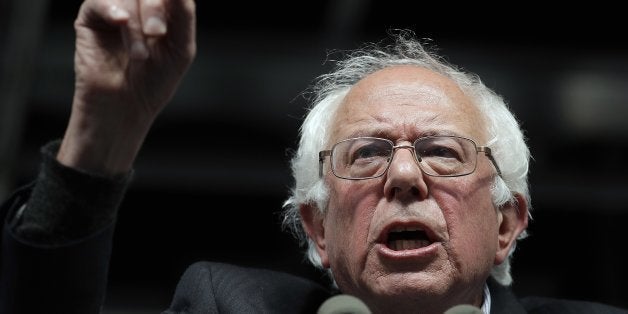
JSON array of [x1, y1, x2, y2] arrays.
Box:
[[325, 180, 380, 265], [433, 178, 498, 266], [327, 180, 380, 229]]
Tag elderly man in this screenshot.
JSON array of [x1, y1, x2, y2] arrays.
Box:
[[1, 0, 626, 313], [283, 51, 529, 313]]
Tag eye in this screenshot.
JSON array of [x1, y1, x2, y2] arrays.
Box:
[[420, 145, 459, 159], [352, 143, 386, 160], [345, 139, 392, 165], [416, 138, 465, 161]]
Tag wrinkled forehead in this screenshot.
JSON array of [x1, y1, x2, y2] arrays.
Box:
[[330, 66, 486, 143]]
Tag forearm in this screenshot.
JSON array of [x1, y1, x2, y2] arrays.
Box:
[[1, 140, 132, 313], [15, 140, 132, 244]]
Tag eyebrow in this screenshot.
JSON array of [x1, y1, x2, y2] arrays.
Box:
[[344, 128, 464, 140]]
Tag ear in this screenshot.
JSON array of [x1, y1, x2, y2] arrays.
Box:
[[494, 193, 529, 265], [299, 203, 330, 268]]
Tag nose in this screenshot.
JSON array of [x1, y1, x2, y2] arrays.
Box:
[[383, 145, 429, 201]]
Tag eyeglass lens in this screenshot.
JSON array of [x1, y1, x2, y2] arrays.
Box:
[[331, 137, 478, 179]]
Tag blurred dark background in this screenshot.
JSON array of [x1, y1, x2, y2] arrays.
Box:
[[2, 0, 627, 313]]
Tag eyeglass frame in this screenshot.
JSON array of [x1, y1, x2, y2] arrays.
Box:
[[318, 135, 502, 180]]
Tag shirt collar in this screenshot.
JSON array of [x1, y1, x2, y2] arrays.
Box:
[[481, 282, 492, 314]]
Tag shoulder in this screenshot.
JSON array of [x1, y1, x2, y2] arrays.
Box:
[[181, 261, 329, 292], [164, 261, 334, 314], [487, 279, 627, 314], [520, 296, 628, 314]]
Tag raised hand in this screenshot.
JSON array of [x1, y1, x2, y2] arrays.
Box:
[[57, 0, 196, 176]]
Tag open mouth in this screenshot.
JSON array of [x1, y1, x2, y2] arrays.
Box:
[[386, 226, 432, 251]]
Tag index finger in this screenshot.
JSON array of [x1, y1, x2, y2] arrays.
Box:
[[140, 0, 167, 36]]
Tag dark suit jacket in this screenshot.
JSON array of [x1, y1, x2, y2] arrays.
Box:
[[1, 183, 627, 314], [162, 261, 628, 314]]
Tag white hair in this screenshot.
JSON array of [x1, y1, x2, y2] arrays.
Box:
[[282, 30, 531, 286]]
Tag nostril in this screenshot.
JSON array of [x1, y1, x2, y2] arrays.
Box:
[[391, 185, 422, 198], [412, 186, 422, 195], [388, 183, 427, 203], [409, 186, 423, 198]]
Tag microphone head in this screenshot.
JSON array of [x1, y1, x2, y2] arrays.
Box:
[[317, 294, 372, 314], [444, 304, 483, 314]]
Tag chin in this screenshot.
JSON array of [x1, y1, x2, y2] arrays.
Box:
[[351, 273, 474, 314]]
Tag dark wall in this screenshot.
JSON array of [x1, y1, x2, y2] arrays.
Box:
[[4, 0, 627, 312]]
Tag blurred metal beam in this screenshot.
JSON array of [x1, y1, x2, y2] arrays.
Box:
[[0, 0, 50, 199]]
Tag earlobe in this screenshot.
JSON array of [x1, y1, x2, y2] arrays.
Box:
[[494, 194, 529, 265], [299, 204, 330, 268]]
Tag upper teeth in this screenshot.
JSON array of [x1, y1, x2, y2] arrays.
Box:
[[390, 226, 423, 233]]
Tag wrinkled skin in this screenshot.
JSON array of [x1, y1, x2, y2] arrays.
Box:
[[58, 0, 196, 176], [301, 66, 528, 314]]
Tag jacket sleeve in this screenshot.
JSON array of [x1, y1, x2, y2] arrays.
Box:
[[0, 140, 132, 314]]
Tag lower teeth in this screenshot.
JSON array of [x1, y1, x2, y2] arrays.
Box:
[[388, 239, 429, 250]]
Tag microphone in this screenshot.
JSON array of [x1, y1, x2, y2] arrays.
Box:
[[444, 304, 483, 314], [317, 295, 481, 314], [317, 294, 372, 314]]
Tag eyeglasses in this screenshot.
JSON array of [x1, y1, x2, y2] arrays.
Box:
[[319, 136, 501, 180]]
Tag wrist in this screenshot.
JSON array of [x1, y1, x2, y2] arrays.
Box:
[[56, 98, 155, 176]]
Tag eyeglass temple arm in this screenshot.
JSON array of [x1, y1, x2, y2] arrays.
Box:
[[477, 147, 502, 177], [319, 150, 332, 177]]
